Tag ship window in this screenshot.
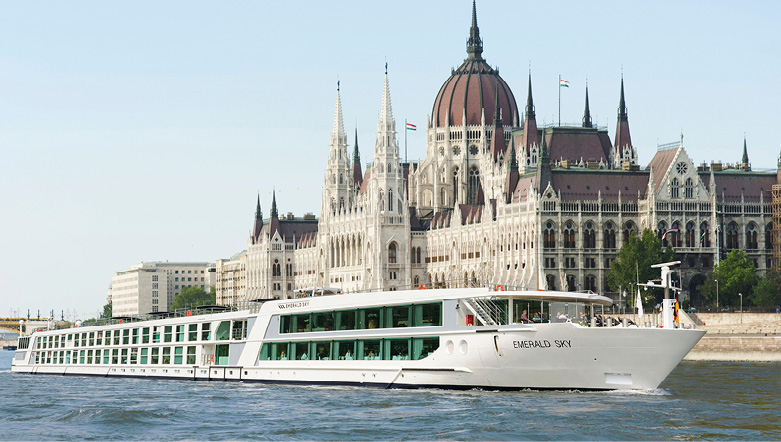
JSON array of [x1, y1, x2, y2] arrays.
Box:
[[130, 348, 138, 364], [79, 350, 85, 364], [89, 332, 95, 347], [386, 339, 410, 360], [359, 340, 381, 360], [294, 314, 311, 333], [335, 310, 357, 330], [188, 324, 197, 341], [315, 341, 332, 360], [121, 348, 128, 364], [140, 348, 148, 364], [112, 349, 119, 365], [413, 303, 442, 326], [101, 349, 109, 364], [293, 341, 309, 360], [335, 340, 356, 360], [161, 347, 171, 364], [216, 321, 231, 341], [113, 331, 120, 346], [81, 333, 87, 347], [174, 347, 183, 364], [201, 323, 211, 341], [123, 329, 130, 345], [187, 346, 196, 364], [387, 305, 411, 328], [259, 343, 270, 360], [131, 329, 138, 345], [312, 312, 334, 332], [359, 308, 382, 329], [280, 316, 292, 334], [164, 326, 173, 343], [176, 325, 185, 342]]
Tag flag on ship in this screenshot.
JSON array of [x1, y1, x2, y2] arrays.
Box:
[[662, 227, 679, 240], [406, 122, 417, 131], [559, 79, 570, 87]]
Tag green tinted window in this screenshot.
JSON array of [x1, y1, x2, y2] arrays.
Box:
[[216, 321, 230, 340], [140, 348, 148, 364], [174, 347, 183, 364], [359, 340, 381, 360], [387, 305, 411, 328], [294, 314, 310, 333], [312, 312, 334, 331], [413, 337, 439, 360], [335, 310, 356, 330], [335, 340, 355, 360], [414, 303, 442, 326], [293, 341, 309, 360], [360, 308, 382, 329], [187, 346, 196, 364]]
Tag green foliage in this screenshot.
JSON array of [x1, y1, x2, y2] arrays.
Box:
[[607, 228, 676, 305], [706, 250, 759, 308], [101, 301, 112, 319], [171, 286, 216, 310], [751, 269, 781, 308]]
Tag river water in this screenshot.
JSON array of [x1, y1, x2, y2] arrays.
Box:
[[0, 350, 778, 441]]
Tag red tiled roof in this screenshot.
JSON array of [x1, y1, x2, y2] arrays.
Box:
[[646, 147, 679, 189], [547, 128, 611, 165], [551, 170, 649, 201], [700, 171, 777, 203]]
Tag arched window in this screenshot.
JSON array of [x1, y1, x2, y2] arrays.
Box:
[[564, 221, 576, 249], [566, 275, 576, 292], [388, 242, 397, 264], [604, 222, 616, 249], [746, 223, 758, 249], [583, 222, 596, 249], [585, 275, 597, 292], [546, 274, 556, 291], [700, 222, 710, 247], [726, 222, 739, 249], [388, 189, 394, 212], [452, 167, 459, 204], [671, 221, 682, 247], [671, 178, 680, 199], [766, 223, 773, 250], [623, 222, 636, 244], [685, 221, 695, 247], [468, 166, 480, 204], [339, 173, 343, 184], [543, 221, 556, 249], [416, 247, 421, 264], [387, 163, 392, 174], [272, 259, 281, 277], [685, 178, 694, 199]]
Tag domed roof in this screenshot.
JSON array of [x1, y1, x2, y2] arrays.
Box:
[[432, 3, 518, 128]]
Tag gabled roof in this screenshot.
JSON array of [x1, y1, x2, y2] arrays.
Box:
[[646, 147, 678, 189], [547, 127, 611, 165]]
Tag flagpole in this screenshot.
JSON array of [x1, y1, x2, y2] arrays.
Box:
[[404, 118, 408, 163], [558, 74, 561, 127]]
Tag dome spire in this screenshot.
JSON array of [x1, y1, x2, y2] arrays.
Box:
[[582, 82, 592, 128], [466, 0, 483, 61]]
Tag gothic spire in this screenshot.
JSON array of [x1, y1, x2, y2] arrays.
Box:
[[331, 81, 346, 145], [255, 194, 262, 220], [270, 190, 278, 219], [742, 136, 749, 164], [251, 194, 263, 243], [617, 77, 628, 122], [353, 127, 363, 186], [582, 84, 592, 128], [379, 67, 394, 131], [507, 136, 518, 173], [466, 0, 483, 61], [525, 72, 535, 119], [521, 71, 539, 152], [540, 130, 549, 162], [353, 127, 360, 164]]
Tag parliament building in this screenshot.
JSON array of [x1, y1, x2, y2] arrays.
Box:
[[215, 3, 779, 308]]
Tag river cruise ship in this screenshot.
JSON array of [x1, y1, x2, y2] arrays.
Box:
[[11, 287, 704, 390]]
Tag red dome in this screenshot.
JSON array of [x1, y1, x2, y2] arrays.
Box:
[[432, 59, 518, 128]]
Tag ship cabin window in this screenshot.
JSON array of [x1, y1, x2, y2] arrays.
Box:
[[387, 305, 410, 327], [315, 341, 331, 360], [123, 329, 130, 345], [140, 348, 149, 364], [113, 331, 120, 346], [187, 346, 196, 364], [89, 332, 95, 346], [121, 348, 128, 364], [164, 326, 173, 343], [361, 340, 381, 360], [201, 323, 211, 341], [231, 320, 248, 340], [360, 308, 382, 329], [81, 333, 88, 347], [336, 310, 356, 330], [103, 350, 110, 364], [414, 303, 442, 326], [336, 340, 355, 359], [142, 327, 150, 344], [216, 321, 231, 341], [96, 331, 103, 346], [176, 325, 185, 342], [311, 312, 334, 331], [174, 347, 183, 364], [295, 314, 311, 333], [259, 337, 439, 362], [188, 324, 198, 341], [294, 341, 309, 360], [279, 302, 443, 334], [131, 329, 138, 345], [153, 327, 161, 344], [151, 348, 159, 364], [162, 347, 171, 364], [130, 348, 138, 364], [112, 349, 119, 364]]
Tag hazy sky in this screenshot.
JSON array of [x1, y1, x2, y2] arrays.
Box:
[[1, 1, 779, 319]]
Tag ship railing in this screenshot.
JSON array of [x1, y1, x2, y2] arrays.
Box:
[[463, 297, 507, 326]]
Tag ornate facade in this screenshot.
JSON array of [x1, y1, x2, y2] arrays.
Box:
[[227, 2, 778, 307]]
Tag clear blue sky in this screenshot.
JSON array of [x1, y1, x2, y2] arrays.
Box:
[[1, 1, 779, 318]]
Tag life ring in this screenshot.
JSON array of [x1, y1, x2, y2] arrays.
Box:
[[496, 285, 505, 291], [186, 310, 192, 317], [418, 284, 426, 290], [119, 320, 123, 324], [210, 355, 214, 363]]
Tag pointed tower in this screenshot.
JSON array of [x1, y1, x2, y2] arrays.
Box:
[[612, 77, 637, 169], [466, 0, 483, 61], [535, 131, 552, 192], [323, 82, 354, 215], [251, 194, 263, 244], [352, 127, 363, 188], [489, 86, 506, 161], [270, 190, 278, 219], [504, 137, 519, 203], [582, 84, 593, 128], [521, 72, 539, 155], [741, 136, 750, 171]]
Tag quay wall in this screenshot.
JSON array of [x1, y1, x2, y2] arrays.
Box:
[[684, 336, 781, 362], [692, 312, 781, 326]]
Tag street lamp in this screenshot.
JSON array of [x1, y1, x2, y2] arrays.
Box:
[[714, 279, 720, 310], [739, 292, 743, 323]]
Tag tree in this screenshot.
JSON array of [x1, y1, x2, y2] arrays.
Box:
[[170, 286, 216, 310], [102, 301, 112, 319], [751, 269, 781, 309], [607, 228, 676, 305], [700, 250, 758, 308]]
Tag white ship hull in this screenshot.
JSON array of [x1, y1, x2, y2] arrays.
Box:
[[11, 288, 705, 390]]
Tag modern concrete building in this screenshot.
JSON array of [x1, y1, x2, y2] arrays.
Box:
[[109, 262, 216, 316], [215, 251, 247, 306]]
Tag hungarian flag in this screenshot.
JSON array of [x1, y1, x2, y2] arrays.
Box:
[[406, 122, 416, 131], [662, 227, 680, 240], [559, 80, 570, 88]]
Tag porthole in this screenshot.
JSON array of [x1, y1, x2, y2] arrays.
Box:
[[459, 340, 468, 355], [446, 340, 454, 354]]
